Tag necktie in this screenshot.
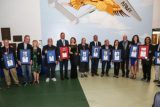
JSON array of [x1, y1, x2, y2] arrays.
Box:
[[63, 40, 65, 46]]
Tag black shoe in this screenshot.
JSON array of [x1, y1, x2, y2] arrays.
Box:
[[101, 74, 104, 77], [84, 74, 88, 77], [126, 75, 129, 78], [23, 82, 28, 86], [146, 79, 150, 82], [116, 76, 119, 78], [95, 73, 99, 76], [113, 75, 116, 77], [91, 74, 94, 77], [122, 74, 125, 77], [153, 80, 159, 82], [141, 78, 146, 81], [106, 73, 109, 77], [15, 84, 21, 87], [81, 74, 84, 78], [65, 77, 69, 80], [61, 77, 64, 80]]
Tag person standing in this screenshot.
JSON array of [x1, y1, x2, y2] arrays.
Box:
[[31, 40, 42, 84], [112, 40, 121, 78], [90, 35, 101, 76], [119, 35, 131, 78], [101, 39, 112, 77], [69, 37, 78, 79], [141, 37, 154, 82], [56, 32, 69, 80], [1, 40, 20, 88], [130, 35, 141, 79], [17, 35, 33, 86], [153, 40, 160, 83], [42, 38, 58, 82], [78, 38, 89, 78]]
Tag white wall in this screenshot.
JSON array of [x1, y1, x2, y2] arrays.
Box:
[[0, 0, 42, 44], [152, 0, 160, 28]]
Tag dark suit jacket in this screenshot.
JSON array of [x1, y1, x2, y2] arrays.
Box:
[[33, 47, 42, 65], [101, 45, 112, 61], [56, 39, 69, 56], [17, 42, 33, 61], [42, 45, 58, 65], [89, 41, 101, 56], [1, 46, 17, 68], [119, 40, 131, 60]]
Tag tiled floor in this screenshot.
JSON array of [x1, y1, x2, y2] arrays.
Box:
[[79, 68, 160, 107]]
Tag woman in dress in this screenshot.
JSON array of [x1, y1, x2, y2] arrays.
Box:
[[78, 38, 89, 78], [69, 37, 78, 79], [32, 40, 42, 84], [130, 35, 140, 79]]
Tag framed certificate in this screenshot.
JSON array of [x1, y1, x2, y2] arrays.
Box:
[[92, 46, 100, 58], [60, 47, 69, 60], [130, 45, 138, 58], [112, 50, 122, 62], [102, 49, 110, 61], [47, 50, 56, 63], [20, 49, 31, 64], [155, 52, 160, 65], [80, 50, 89, 62], [3, 53, 16, 69], [138, 45, 149, 59]]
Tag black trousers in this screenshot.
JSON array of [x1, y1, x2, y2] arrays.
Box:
[[101, 61, 111, 74], [121, 59, 129, 76], [114, 62, 120, 76], [60, 59, 68, 79], [46, 64, 56, 78], [70, 55, 78, 79], [142, 60, 152, 80], [91, 58, 99, 74]]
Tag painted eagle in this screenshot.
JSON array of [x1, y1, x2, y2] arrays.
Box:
[[70, 0, 129, 17]]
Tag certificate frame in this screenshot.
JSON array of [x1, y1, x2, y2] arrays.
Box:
[[138, 45, 149, 59], [3, 53, 16, 69], [112, 50, 122, 62], [129, 45, 138, 58], [80, 50, 89, 62], [102, 49, 110, 61], [155, 51, 160, 65], [20, 49, 31, 64], [47, 50, 56, 63], [60, 46, 69, 60], [92, 46, 100, 58]]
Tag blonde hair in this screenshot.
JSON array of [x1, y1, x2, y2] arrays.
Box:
[[32, 40, 39, 47]]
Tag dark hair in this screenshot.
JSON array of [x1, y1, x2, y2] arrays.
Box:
[[144, 36, 151, 45], [70, 37, 76, 44], [132, 35, 140, 44], [114, 40, 119, 47]]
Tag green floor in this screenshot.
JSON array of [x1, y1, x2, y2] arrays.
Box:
[[0, 78, 89, 107]]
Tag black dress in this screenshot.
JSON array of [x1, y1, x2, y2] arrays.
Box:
[[78, 44, 89, 73], [70, 45, 78, 79]]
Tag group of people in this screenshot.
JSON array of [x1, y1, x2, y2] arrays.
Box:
[[0, 32, 160, 89]]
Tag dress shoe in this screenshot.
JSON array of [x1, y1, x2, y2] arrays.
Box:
[[95, 73, 99, 76]]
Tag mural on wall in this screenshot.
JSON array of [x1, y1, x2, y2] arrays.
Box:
[[48, 0, 142, 24], [41, 0, 153, 45]]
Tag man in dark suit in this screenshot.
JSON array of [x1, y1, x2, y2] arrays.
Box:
[[17, 35, 33, 85], [101, 39, 112, 77], [119, 35, 131, 78], [56, 32, 69, 80], [90, 35, 101, 76]]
